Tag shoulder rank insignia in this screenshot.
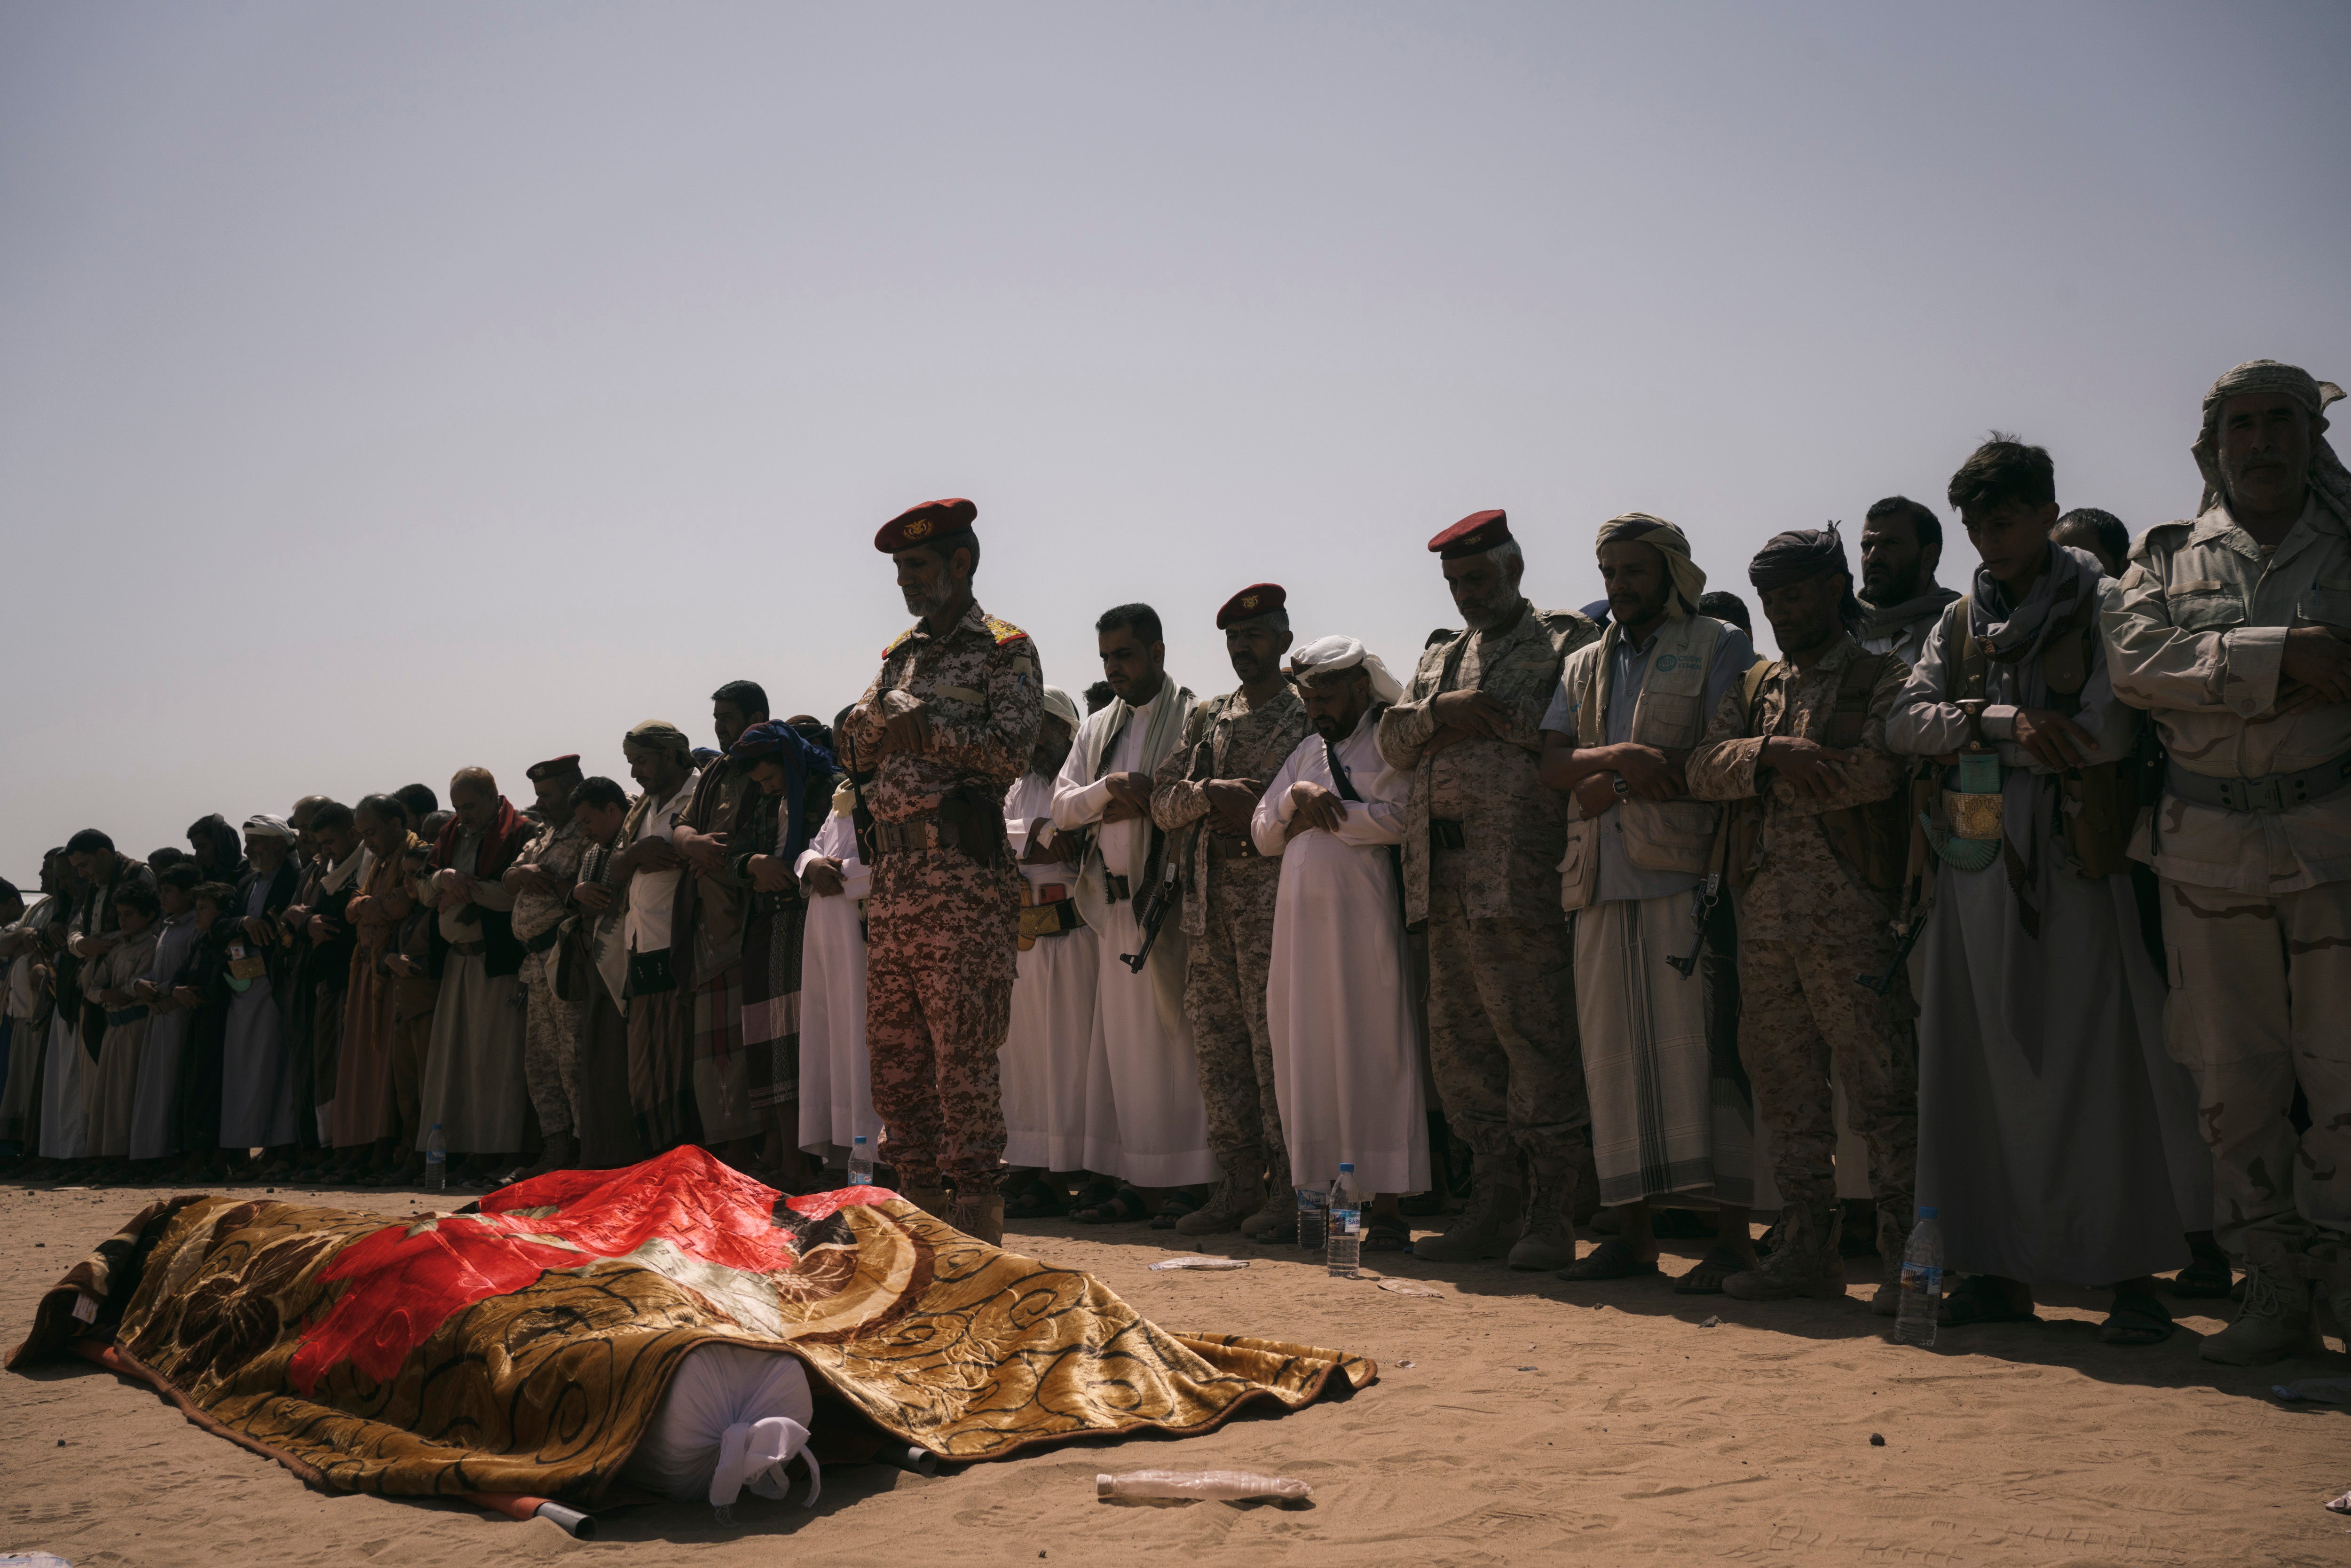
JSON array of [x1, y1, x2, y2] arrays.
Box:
[[983, 614, 1031, 647], [882, 624, 920, 659]]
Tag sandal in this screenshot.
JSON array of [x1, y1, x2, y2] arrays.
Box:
[[1005, 1177, 1068, 1220], [1147, 1190, 1205, 1231], [1938, 1274, 2036, 1328], [2168, 1240, 2235, 1300], [1365, 1217, 1412, 1253], [2098, 1287, 2175, 1347], [1071, 1186, 1150, 1225], [1556, 1239, 1660, 1282], [1673, 1242, 1751, 1295]]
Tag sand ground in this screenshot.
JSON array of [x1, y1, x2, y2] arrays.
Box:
[[3, 1179, 2346, 1567]]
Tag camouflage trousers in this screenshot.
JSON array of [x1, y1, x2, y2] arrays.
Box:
[[1183, 859, 1284, 1167], [866, 846, 1019, 1189], [1737, 936, 1917, 1241], [519, 949, 581, 1137], [1423, 844, 1588, 1166], [2161, 876, 2351, 1260]]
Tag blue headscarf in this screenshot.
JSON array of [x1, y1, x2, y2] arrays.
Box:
[[728, 721, 836, 866]]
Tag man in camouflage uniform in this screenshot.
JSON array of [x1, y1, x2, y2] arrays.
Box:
[[1376, 510, 1601, 1266], [2106, 359, 2351, 1363], [1687, 526, 1917, 1311], [1150, 583, 1307, 1236], [503, 754, 587, 1177], [838, 497, 1041, 1247]]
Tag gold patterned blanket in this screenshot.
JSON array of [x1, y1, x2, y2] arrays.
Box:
[[7, 1147, 1372, 1501]]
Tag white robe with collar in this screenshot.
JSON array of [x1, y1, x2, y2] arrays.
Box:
[[794, 812, 876, 1160], [997, 772, 1105, 1172], [1052, 696, 1214, 1185], [1250, 709, 1429, 1196]]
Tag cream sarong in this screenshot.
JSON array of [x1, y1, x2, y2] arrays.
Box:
[[1575, 893, 1756, 1207]]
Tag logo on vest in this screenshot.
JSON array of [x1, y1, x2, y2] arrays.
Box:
[[1654, 654, 1679, 671]]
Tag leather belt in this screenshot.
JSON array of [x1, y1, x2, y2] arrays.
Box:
[[869, 810, 1006, 865], [1204, 831, 1258, 861], [1104, 873, 1132, 903], [2167, 751, 2351, 815], [1429, 818, 1467, 851], [106, 1005, 150, 1027], [448, 939, 488, 957], [519, 923, 562, 955]]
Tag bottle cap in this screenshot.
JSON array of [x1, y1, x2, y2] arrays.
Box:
[[853, 1135, 867, 1146], [1917, 1205, 1937, 1219], [1339, 1163, 1354, 1173]]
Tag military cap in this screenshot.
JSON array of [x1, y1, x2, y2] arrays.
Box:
[[524, 754, 582, 782], [1215, 582, 1286, 629], [1428, 509, 1511, 559], [875, 498, 978, 553]]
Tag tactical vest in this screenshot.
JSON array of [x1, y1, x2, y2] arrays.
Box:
[[1557, 614, 1725, 913], [1948, 594, 2136, 880], [1720, 651, 1908, 892]]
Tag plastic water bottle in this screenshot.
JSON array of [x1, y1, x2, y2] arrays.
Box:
[[1894, 1206, 1944, 1347], [1296, 1184, 1328, 1251], [1326, 1164, 1362, 1278], [426, 1123, 447, 1191], [847, 1135, 874, 1188]]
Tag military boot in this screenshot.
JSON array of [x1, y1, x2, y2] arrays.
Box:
[[2310, 1241, 2351, 1353], [1507, 1153, 1581, 1271], [1724, 1203, 1846, 1301], [950, 1192, 1005, 1247], [1413, 1162, 1525, 1263], [2198, 1246, 2320, 1365], [904, 1184, 951, 1222], [1240, 1150, 1294, 1240], [1178, 1152, 1268, 1237]]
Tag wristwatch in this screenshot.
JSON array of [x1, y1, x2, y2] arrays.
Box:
[[1612, 776, 1632, 800]]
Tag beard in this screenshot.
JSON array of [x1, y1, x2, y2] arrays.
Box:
[[1862, 564, 1920, 606], [902, 580, 955, 619]]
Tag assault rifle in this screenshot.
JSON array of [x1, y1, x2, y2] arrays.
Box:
[[1857, 757, 1938, 995], [1120, 715, 1215, 973]]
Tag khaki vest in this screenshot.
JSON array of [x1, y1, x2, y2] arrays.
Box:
[[1556, 613, 1725, 913]]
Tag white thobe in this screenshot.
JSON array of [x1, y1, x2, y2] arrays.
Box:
[[794, 813, 877, 1160], [999, 772, 1103, 1172], [1053, 696, 1215, 1185], [1250, 710, 1430, 1197]]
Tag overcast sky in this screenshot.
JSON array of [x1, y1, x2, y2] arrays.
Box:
[[4, 1, 2347, 886]]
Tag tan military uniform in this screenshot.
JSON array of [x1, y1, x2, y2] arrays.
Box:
[[1687, 634, 1918, 1252], [1375, 603, 1599, 1166], [2106, 493, 2351, 1261], [838, 600, 1041, 1190], [1151, 684, 1308, 1169], [511, 816, 587, 1137]]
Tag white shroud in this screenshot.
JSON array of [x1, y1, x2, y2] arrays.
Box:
[[794, 813, 876, 1161], [1250, 709, 1430, 1196]]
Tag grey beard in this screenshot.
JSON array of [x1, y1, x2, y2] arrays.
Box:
[[904, 583, 956, 620], [1461, 594, 1525, 632]]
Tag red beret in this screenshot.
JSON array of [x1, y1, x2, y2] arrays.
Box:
[[1215, 582, 1286, 630], [875, 498, 978, 553], [525, 754, 582, 782], [1428, 509, 1511, 559]]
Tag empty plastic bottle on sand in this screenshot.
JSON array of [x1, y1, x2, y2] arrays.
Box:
[[426, 1124, 447, 1191], [1097, 1470, 1312, 1502], [1894, 1206, 1944, 1347], [1296, 1183, 1328, 1251], [847, 1135, 873, 1188], [1326, 1164, 1362, 1278]]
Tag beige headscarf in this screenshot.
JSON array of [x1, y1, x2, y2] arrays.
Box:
[[1287, 635, 1403, 703], [1041, 685, 1082, 733], [1595, 512, 1707, 617], [2193, 358, 2350, 520], [623, 719, 693, 755]]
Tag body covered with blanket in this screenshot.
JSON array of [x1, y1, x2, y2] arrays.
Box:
[[8, 1147, 1370, 1503]]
